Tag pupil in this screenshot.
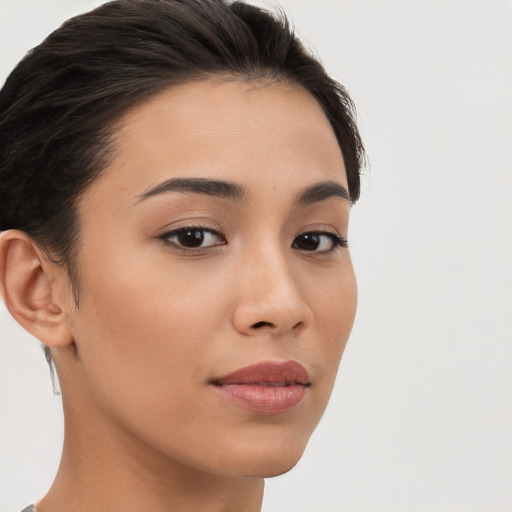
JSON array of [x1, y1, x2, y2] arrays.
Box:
[[178, 230, 204, 247], [299, 233, 319, 250]]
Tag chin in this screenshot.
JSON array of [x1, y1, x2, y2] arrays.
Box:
[[219, 453, 304, 479], [260, 459, 301, 478], [186, 404, 326, 479], [209, 431, 310, 479]]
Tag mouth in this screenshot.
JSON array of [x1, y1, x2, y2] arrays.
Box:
[[209, 361, 311, 415]]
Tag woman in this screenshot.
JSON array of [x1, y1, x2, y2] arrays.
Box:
[[0, 1, 365, 511]]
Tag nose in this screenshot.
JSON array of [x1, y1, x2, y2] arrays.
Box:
[[231, 249, 313, 337]]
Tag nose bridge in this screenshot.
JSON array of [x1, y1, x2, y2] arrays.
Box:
[[232, 237, 312, 335]]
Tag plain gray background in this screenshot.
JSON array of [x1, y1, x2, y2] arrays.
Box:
[[0, 1, 511, 511]]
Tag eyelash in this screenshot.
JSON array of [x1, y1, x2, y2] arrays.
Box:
[[159, 226, 226, 251], [159, 226, 348, 254], [292, 231, 348, 252]]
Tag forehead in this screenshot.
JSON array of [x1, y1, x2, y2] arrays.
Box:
[[84, 79, 347, 206]]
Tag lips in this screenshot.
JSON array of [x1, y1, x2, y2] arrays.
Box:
[[209, 361, 310, 414]]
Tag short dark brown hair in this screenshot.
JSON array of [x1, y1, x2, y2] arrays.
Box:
[[0, 0, 365, 365]]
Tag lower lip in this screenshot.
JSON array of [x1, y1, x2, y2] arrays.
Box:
[[210, 383, 307, 414]]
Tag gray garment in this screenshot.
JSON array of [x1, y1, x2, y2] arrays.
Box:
[[20, 506, 36, 512]]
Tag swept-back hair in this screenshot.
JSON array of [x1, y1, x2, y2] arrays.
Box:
[[0, 0, 365, 366]]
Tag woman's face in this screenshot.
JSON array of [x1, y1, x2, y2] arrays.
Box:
[[61, 79, 357, 477]]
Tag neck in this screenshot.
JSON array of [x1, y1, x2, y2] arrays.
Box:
[[36, 392, 265, 512]]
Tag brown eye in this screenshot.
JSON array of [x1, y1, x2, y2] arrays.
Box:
[[161, 227, 226, 249], [292, 232, 347, 253], [176, 229, 205, 247], [293, 233, 322, 251]]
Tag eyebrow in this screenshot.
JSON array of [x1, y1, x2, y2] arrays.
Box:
[[137, 177, 351, 205], [296, 180, 352, 206], [137, 177, 247, 202]]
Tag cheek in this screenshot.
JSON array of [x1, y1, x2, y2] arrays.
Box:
[[71, 252, 230, 414], [309, 260, 357, 378]]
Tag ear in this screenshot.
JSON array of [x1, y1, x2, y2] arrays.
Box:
[[0, 230, 74, 348]]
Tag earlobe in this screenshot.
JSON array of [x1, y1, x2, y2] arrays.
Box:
[[0, 230, 74, 348]]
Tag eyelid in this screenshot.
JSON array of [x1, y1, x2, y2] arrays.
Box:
[[156, 217, 223, 240]]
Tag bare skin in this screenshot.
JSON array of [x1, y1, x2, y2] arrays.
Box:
[[0, 80, 357, 512]]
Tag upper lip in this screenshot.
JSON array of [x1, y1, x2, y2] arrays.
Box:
[[210, 360, 310, 387]]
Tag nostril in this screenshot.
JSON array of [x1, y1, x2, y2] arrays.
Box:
[[252, 321, 274, 329]]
